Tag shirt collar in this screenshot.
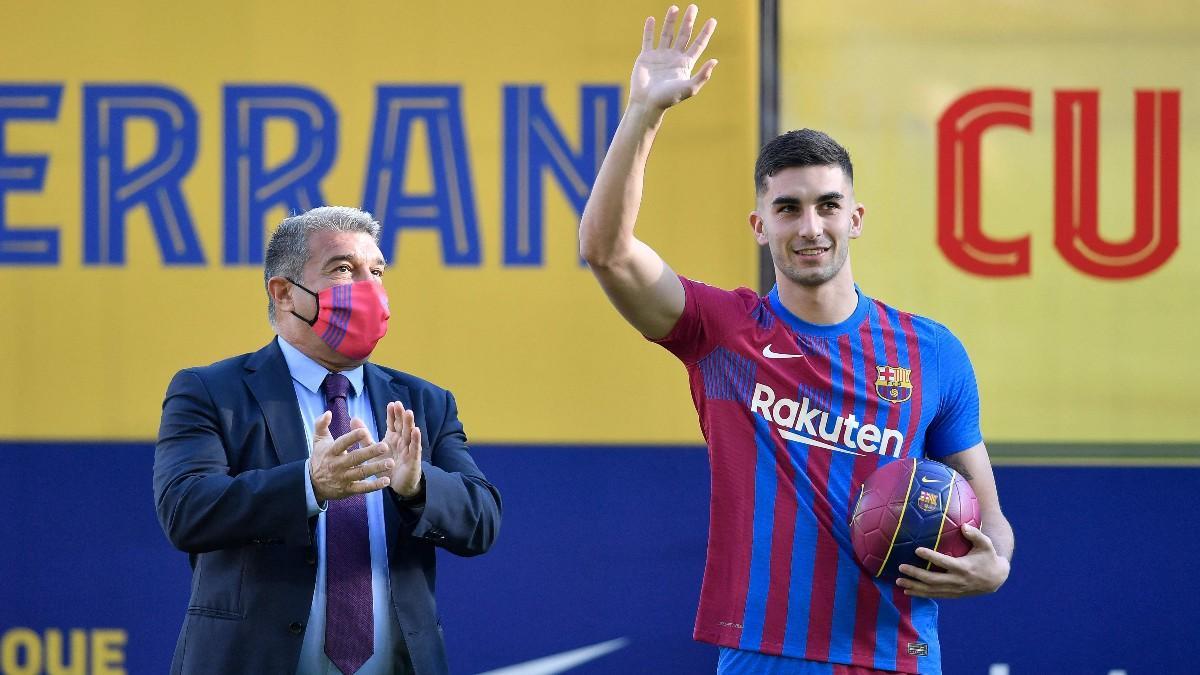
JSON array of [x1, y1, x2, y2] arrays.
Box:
[[767, 283, 871, 338], [277, 336, 365, 396]]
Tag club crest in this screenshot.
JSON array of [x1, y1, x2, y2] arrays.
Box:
[[875, 365, 913, 403]]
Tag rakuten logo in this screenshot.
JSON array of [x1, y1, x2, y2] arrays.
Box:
[[750, 383, 904, 458]]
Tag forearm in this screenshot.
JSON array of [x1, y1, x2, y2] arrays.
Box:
[[981, 507, 1015, 562], [578, 103, 664, 267]]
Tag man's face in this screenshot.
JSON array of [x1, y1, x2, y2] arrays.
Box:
[[291, 229, 387, 321], [749, 165, 864, 288]]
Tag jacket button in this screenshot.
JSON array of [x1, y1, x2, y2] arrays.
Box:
[[305, 550, 316, 565], [289, 621, 304, 635]]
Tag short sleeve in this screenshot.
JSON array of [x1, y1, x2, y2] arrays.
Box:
[[650, 276, 760, 365], [924, 326, 984, 458]]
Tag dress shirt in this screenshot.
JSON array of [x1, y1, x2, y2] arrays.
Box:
[[278, 337, 404, 675]]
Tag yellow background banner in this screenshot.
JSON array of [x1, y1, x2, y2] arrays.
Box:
[[0, 1, 759, 442], [780, 0, 1198, 443]]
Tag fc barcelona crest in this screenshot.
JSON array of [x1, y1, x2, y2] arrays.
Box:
[[875, 365, 913, 403]]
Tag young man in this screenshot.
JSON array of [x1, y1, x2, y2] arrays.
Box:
[[579, 6, 1013, 674]]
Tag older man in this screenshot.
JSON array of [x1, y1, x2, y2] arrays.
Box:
[[154, 206, 501, 675]]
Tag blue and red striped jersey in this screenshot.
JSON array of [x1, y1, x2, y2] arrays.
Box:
[[652, 277, 982, 675]]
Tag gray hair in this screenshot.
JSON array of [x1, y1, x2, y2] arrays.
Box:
[[264, 206, 382, 324]]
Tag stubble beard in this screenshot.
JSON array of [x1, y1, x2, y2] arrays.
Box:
[[772, 241, 849, 288]]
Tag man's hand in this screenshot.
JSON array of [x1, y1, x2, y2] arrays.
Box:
[[309, 411, 394, 503], [383, 401, 423, 499], [629, 4, 718, 113], [895, 524, 1011, 599]]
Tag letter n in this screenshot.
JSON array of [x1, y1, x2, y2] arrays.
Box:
[[936, 88, 1032, 276], [83, 85, 204, 265], [0, 84, 61, 264], [362, 86, 480, 265], [223, 86, 337, 264], [1054, 90, 1180, 279], [503, 85, 619, 265]]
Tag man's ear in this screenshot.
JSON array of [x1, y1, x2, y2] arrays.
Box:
[[267, 276, 294, 314], [849, 203, 866, 239], [749, 211, 769, 245]]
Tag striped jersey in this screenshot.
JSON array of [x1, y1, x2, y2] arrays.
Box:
[[653, 277, 982, 674]]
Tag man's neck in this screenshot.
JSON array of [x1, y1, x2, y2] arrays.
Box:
[[775, 273, 859, 327]]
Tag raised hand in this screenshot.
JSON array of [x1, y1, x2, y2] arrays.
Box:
[[309, 411, 393, 502], [382, 401, 423, 499], [629, 4, 718, 112], [895, 524, 1011, 598]]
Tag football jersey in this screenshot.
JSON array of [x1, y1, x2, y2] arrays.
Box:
[[652, 277, 982, 675]]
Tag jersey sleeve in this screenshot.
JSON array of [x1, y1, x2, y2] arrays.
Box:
[[924, 326, 984, 458], [649, 276, 759, 365]]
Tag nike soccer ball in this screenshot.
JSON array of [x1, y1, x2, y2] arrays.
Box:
[[849, 458, 980, 580]]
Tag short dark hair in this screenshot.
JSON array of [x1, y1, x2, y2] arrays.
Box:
[[754, 129, 853, 194]]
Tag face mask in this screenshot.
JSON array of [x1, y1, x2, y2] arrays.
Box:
[[288, 278, 390, 360]]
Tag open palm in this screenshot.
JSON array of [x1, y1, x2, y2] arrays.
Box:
[[629, 5, 718, 111]]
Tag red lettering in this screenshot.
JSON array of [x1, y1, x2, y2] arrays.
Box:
[[1054, 90, 1180, 279]]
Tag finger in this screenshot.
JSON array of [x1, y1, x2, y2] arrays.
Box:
[[344, 476, 391, 495], [313, 411, 333, 440], [675, 4, 698, 52], [913, 546, 960, 570], [331, 428, 372, 456], [962, 524, 995, 550], [659, 5, 679, 48], [897, 562, 944, 584], [339, 442, 390, 469], [386, 402, 397, 437], [685, 17, 717, 60], [691, 58, 718, 88], [641, 16, 655, 52], [349, 416, 375, 443], [353, 457, 396, 480], [408, 427, 422, 462]]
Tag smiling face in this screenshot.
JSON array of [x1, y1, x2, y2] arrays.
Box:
[[750, 164, 864, 289]]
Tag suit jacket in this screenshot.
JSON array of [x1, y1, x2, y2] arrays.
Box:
[[153, 339, 502, 675]]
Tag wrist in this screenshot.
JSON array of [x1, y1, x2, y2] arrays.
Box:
[[392, 476, 425, 501], [623, 102, 666, 128]]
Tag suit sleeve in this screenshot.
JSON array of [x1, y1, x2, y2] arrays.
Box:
[[153, 369, 313, 553], [400, 389, 502, 557]]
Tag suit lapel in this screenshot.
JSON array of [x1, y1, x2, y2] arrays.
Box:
[[244, 339, 310, 466], [362, 362, 415, 552]]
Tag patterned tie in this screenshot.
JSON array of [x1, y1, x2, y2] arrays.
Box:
[[321, 373, 374, 675]]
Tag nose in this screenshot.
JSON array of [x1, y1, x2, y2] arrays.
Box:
[[795, 207, 822, 240]]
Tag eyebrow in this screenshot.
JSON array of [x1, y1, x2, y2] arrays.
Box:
[[321, 253, 388, 269], [770, 191, 845, 206]]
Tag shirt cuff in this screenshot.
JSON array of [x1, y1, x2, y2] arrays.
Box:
[[304, 458, 328, 517]]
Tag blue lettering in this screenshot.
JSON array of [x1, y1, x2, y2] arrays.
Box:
[[83, 85, 204, 265], [502, 85, 619, 266], [362, 86, 480, 265], [223, 85, 337, 264], [0, 85, 62, 264]]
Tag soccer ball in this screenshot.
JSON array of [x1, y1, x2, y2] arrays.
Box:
[[849, 457, 980, 580]]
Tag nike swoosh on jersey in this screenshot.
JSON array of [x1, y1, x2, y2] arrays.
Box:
[[762, 344, 805, 359], [920, 476, 942, 484], [474, 637, 630, 675]]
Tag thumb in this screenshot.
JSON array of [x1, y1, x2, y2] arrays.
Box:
[[963, 523, 993, 549], [691, 59, 718, 89], [313, 411, 332, 439]]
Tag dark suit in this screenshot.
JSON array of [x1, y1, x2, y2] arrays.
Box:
[[153, 339, 501, 675]]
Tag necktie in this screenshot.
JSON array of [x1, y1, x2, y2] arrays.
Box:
[[321, 373, 374, 675]]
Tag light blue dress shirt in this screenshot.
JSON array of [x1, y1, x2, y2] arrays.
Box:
[[278, 337, 403, 675]]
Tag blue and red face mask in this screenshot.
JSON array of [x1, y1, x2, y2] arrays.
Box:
[[288, 278, 390, 360]]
